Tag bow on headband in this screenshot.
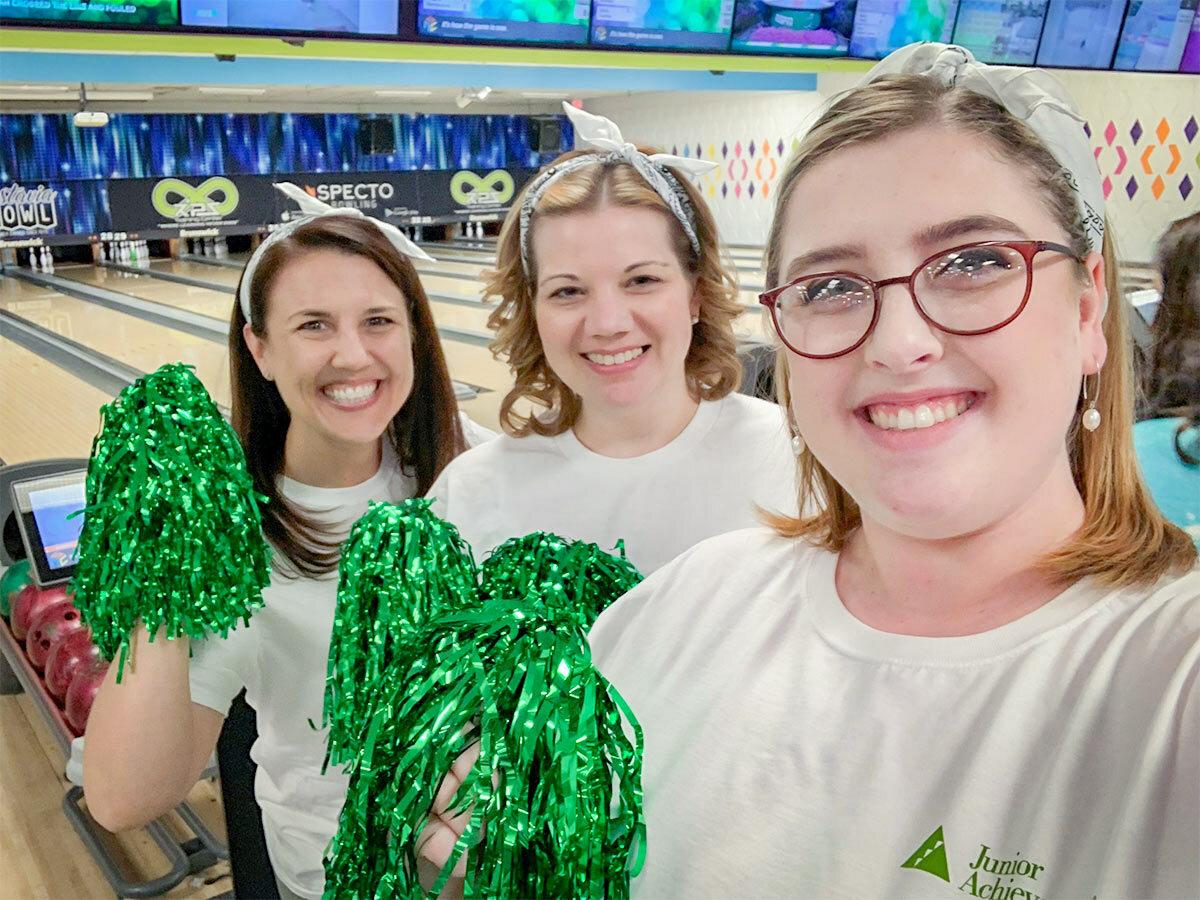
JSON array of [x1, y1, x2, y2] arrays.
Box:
[[518, 102, 718, 274], [864, 43, 1106, 257], [238, 182, 436, 324]]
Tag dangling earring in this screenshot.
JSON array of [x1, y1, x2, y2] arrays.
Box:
[[690, 314, 700, 325], [787, 414, 805, 456], [1081, 371, 1101, 432]]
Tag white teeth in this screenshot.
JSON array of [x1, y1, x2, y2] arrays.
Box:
[[586, 347, 645, 367], [324, 382, 379, 404], [867, 396, 974, 431]]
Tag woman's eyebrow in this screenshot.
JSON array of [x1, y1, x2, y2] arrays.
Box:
[[916, 215, 1028, 247]]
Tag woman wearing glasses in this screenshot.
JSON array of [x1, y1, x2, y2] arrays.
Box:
[[586, 45, 1199, 898]]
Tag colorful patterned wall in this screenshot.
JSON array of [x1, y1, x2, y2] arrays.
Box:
[[589, 74, 1198, 263]]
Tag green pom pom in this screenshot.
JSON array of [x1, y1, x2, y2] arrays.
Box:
[[323, 498, 478, 768], [322, 523, 646, 899], [70, 363, 271, 679]]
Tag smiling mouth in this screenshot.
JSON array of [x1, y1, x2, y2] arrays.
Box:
[[583, 345, 649, 367], [861, 392, 979, 431], [321, 380, 381, 407]]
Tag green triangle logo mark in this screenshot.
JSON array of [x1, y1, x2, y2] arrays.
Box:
[[901, 825, 951, 882]]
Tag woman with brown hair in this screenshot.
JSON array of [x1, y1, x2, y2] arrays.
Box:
[[427, 104, 797, 576], [577, 45, 1198, 898], [83, 186, 490, 900], [1135, 211, 1200, 543]]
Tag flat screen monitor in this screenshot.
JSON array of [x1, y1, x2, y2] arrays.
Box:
[[849, 0, 960, 58], [11, 470, 87, 588], [951, 0, 1049, 63], [417, 0, 591, 44], [730, 0, 857, 56], [0, 0, 180, 25], [590, 0, 737, 51], [180, 0, 400, 35], [1113, 0, 1198, 69], [1179, 2, 1200, 67], [1036, 0, 1126, 68]]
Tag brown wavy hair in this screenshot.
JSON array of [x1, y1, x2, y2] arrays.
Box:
[[762, 75, 1196, 586], [1144, 212, 1200, 428], [485, 147, 744, 436], [230, 216, 466, 577]]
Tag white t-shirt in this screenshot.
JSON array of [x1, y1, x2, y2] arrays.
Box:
[[589, 528, 1200, 900], [427, 393, 798, 575], [189, 417, 492, 899]]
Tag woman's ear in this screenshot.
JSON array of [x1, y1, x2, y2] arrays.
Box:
[[243, 322, 273, 381], [1078, 250, 1109, 374]]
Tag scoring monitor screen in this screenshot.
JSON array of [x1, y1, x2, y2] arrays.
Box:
[[590, 0, 737, 51], [849, 0, 961, 58], [952, 0, 1050, 63], [730, 0, 857, 56], [180, 0, 400, 35], [0, 0, 179, 24], [1113, 0, 1199, 70], [1036, 0, 1127, 68], [417, 0, 591, 44], [12, 470, 87, 587]]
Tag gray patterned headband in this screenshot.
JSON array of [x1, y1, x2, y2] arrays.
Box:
[[518, 102, 717, 275]]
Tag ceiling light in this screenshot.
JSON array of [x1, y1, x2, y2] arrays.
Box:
[[198, 86, 267, 96], [2, 84, 72, 92], [374, 89, 433, 98], [1, 90, 154, 101]]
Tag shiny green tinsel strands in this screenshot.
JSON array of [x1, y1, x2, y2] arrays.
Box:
[[70, 364, 271, 679], [323, 511, 647, 899]]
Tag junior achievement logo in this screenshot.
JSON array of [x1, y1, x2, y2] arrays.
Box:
[[451, 169, 515, 207], [0, 183, 58, 232], [902, 826, 1051, 900], [152, 177, 239, 221]]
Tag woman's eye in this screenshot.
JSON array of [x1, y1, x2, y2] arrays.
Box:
[[628, 275, 661, 288], [932, 249, 1014, 279], [549, 286, 582, 300], [298, 320, 327, 332], [365, 316, 394, 327]]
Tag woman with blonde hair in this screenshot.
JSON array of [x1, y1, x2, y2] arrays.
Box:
[[578, 44, 1198, 898], [427, 104, 796, 575]]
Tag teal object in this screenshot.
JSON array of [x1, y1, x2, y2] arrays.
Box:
[[1134, 417, 1200, 545]]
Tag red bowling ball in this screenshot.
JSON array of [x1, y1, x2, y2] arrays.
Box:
[[25, 600, 85, 671], [10, 583, 69, 642], [65, 657, 109, 736], [45, 628, 100, 701]]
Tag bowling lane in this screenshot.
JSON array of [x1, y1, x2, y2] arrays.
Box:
[[56, 264, 234, 321], [0, 334, 110, 463], [152, 258, 243, 288], [0, 276, 232, 407]]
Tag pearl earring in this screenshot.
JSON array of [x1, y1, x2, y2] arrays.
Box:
[[691, 315, 700, 325], [1081, 371, 1101, 432], [787, 415, 805, 456]]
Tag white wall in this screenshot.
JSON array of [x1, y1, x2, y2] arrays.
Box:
[[587, 71, 1199, 262]]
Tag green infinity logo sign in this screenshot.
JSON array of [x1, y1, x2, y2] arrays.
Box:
[[450, 169, 514, 207], [152, 177, 240, 220]]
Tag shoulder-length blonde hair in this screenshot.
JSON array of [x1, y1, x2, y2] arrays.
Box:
[[485, 148, 744, 436], [762, 75, 1196, 587]]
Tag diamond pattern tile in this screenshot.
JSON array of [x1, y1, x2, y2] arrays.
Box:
[[1185, 116, 1197, 143], [1126, 176, 1138, 199], [1151, 175, 1165, 199], [1105, 121, 1118, 145], [1130, 120, 1142, 145], [1181, 175, 1194, 201], [1156, 118, 1170, 144]]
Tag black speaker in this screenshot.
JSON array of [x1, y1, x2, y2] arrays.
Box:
[[529, 116, 562, 154], [357, 118, 395, 156]]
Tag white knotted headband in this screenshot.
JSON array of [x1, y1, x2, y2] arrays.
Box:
[[518, 102, 718, 275], [239, 182, 436, 325], [864, 43, 1106, 257]]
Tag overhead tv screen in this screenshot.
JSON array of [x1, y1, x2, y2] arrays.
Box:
[[1113, 0, 1198, 69], [1181, 5, 1200, 68], [1036, 0, 1127, 68], [418, 0, 591, 44], [848, 0, 960, 58], [951, 0, 1049, 63], [180, 0, 399, 35], [590, 0, 737, 51], [730, 0, 857, 56], [0, 0, 179, 24]]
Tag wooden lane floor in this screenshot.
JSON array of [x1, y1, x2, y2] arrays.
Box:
[[57, 263, 234, 321], [0, 274, 233, 407], [0, 333, 110, 463]]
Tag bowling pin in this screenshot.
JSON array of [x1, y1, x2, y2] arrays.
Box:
[[41, 246, 53, 273], [29, 247, 40, 271]]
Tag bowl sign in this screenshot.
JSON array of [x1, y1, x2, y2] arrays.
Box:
[[0, 183, 58, 233], [451, 169, 515, 208], [152, 177, 240, 221]]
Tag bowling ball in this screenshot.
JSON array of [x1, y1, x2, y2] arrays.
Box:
[[66, 657, 109, 736], [26, 600, 85, 671], [11, 583, 69, 642], [0, 560, 32, 618], [45, 628, 99, 701]]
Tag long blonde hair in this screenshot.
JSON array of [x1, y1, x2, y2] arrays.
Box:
[[763, 75, 1196, 587], [485, 148, 744, 436]]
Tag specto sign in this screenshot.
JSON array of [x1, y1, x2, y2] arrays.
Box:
[[0, 183, 59, 233], [152, 177, 240, 221], [305, 182, 396, 204]]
